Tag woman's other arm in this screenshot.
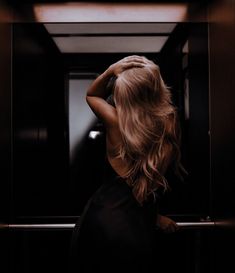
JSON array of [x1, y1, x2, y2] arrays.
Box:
[[156, 214, 180, 233]]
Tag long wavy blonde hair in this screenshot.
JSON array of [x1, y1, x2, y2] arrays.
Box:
[[111, 58, 186, 205]]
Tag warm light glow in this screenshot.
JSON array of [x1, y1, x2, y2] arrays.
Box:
[[0, 3, 13, 22], [34, 2, 188, 23]]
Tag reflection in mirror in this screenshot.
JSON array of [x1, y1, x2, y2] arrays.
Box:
[[50, 22, 210, 217], [10, 19, 211, 273], [8, 22, 210, 219]]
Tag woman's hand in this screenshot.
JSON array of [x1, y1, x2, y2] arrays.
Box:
[[107, 55, 147, 76], [156, 214, 180, 234]]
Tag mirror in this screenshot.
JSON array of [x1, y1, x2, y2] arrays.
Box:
[[12, 22, 210, 218], [42, 22, 209, 216]]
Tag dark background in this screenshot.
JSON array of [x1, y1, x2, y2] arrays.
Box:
[[0, 1, 235, 272]]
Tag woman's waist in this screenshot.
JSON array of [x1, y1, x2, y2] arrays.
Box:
[[91, 183, 158, 217], [91, 181, 135, 208]]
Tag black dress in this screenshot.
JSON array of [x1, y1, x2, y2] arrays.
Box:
[[69, 155, 159, 273]]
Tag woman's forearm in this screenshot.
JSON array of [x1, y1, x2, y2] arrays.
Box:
[[86, 68, 113, 99], [156, 213, 162, 226]]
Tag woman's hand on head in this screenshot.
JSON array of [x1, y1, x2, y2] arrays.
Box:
[[107, 55, 147, 76], [156, 214, 180, 234]]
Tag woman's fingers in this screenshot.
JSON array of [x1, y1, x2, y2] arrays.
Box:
[[169, 225, 175, 233], [121, 55, 157, 66], [112, 55, 153, 74], [125, 58, 145, 64], [171, 222, 180, 233], [123, 56, 147, 64], [123, 61, 145, 68], [123, 55, 144, 61], [175, 223, 180, 231], [163, 222, 179, 234]]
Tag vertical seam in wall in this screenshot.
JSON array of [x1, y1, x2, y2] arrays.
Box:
[[10, 23, 14, 223], [9, 22, 14, 273], [207, 18, 213, 220]]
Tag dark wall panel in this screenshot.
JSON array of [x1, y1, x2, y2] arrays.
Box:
[[159, 23, 210, 217], [12, 24, 68, 218], [0, 22, 12, 273], [209, 1, 235, 272]]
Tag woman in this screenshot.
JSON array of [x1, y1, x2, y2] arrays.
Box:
[[70, 55, 185, 273]]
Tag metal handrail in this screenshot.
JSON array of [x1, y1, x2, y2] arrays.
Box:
[[0, 221, 234, 230]]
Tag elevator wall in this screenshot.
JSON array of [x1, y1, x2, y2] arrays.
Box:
[[12, 24, 68, 218], [0, 22, 12, 273], [208, 1, 235, 271]]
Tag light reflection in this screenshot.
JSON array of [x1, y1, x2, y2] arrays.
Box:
[[88, 130, 103, 140], [34, 3, 188, 23]]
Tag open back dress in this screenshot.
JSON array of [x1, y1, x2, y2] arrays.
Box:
[[69, 154, 159, 273]]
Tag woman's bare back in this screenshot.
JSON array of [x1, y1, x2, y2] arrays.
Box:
[[105, 120, 129, 178]]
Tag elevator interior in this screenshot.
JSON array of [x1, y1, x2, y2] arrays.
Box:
[[2, 19, 235, 273]]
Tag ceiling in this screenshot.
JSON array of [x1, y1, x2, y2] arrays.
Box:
[[44, 23, 177, 53]]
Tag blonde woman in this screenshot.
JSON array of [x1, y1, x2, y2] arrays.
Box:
[[70, 55, 185, 273]]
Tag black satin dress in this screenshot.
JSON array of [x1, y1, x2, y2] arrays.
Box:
[[70, 155, 159, 273]]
